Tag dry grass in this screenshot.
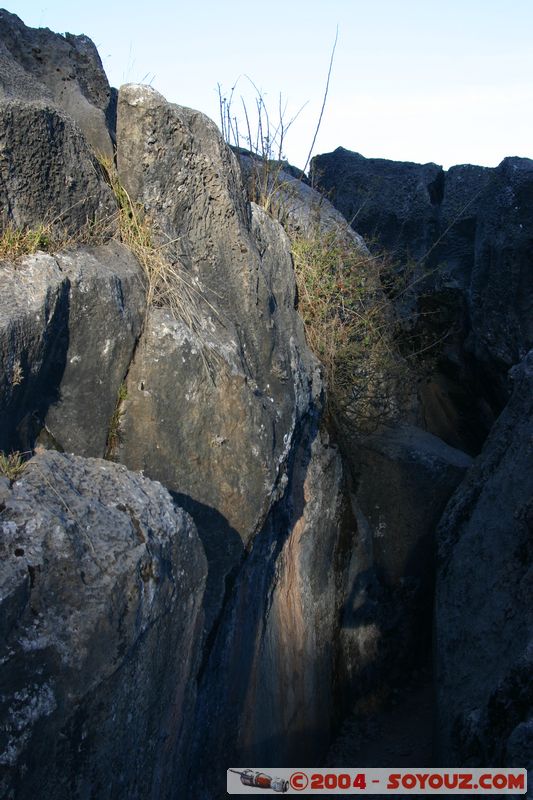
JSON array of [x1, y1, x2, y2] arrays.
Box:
[[0, 158, 211, 346], [0, 450, 28, 481], [98, 157, 217, 342], [0, 224, 53, 260], [291, 228, 417, 431], [0, 213, 113, 264]]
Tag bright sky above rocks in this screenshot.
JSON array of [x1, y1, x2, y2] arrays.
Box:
[[10, 0, 533, 170]]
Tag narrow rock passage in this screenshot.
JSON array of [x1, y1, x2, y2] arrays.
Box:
[[327, 675, 434, 767], [326, 670, 434, 799]]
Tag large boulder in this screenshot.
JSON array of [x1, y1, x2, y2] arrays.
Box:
[[0, 450, 207, 800], [0, 100, 116, 235], [0, 241, 146, 456], [116, 85, 321, 547], [435, 350, 533, 771], [311, 147, 444, 260], [0, 10, 114, 157]]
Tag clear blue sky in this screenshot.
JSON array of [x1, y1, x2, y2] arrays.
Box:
[[9, 0, 533, 170]]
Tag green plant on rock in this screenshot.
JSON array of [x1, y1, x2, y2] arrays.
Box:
[[290, 227, 418, 431], [0, 450, 28, 481], [0, 223, 53, 261]]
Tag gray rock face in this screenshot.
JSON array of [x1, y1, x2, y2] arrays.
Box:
[[116, 85, 321, 546], [354, 425, 472, 589], [0, 242, 146, 455], [311, 147, 444, 260], [187, 427, 354, 799], [435, 350, 533, 769], [312, 149, 533, 408], [0, 100, 116, 234], [0, 450, 207, 800], [118, 305, 309, 545], [0, 251, 64, 452], [466, 158, 533, 385], [430, 158, 533, 404], [338, 426, 471, 696], [430, 163, 492, 282], [0, 10, 114, 157]]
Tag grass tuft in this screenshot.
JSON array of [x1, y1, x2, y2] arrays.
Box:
[[290, 228, 417, 431], [0, 214, 114, 264], [0, 451, 28, 481], [98, 157, 218, 347], [0, 223, 53, 261]]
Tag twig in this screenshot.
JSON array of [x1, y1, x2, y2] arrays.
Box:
[[299, 25, 339, 179]]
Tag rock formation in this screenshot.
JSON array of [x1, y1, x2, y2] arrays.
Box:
[[313, 147, 533, 449], [0, 242, 145, 455], [435, 350, 532, 772], [115, 85, 320, 547], [0, 11, 530, 800], [0, 451, 207, 800], [0, 9, 114, 157], [0, 15, 356, 798]]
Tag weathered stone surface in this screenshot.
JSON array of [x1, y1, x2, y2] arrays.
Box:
[[311, 147, 443, 260], [0, 250, 64, 452], [116, 85, 321, 546], [0, 450, 207, 800], [338, 426, 471, 699], [187, 426, 354, 799], [0, 100, 116, 235], [429, 163, 492, 282], [466, 157, 533, 389], [312, 148, 533, 408], [0, 10, 114, 157], [238, 429, 350, 765], [118, 306, 298, 542], [0, 241, 145, 456], [354, 425, 472, 588], [435, 350, 533, 769]]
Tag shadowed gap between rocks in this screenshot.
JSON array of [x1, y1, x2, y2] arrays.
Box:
[[334, 548, 436, 767], [327, 423, 470, 775], [169, 491, 245, 656]]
